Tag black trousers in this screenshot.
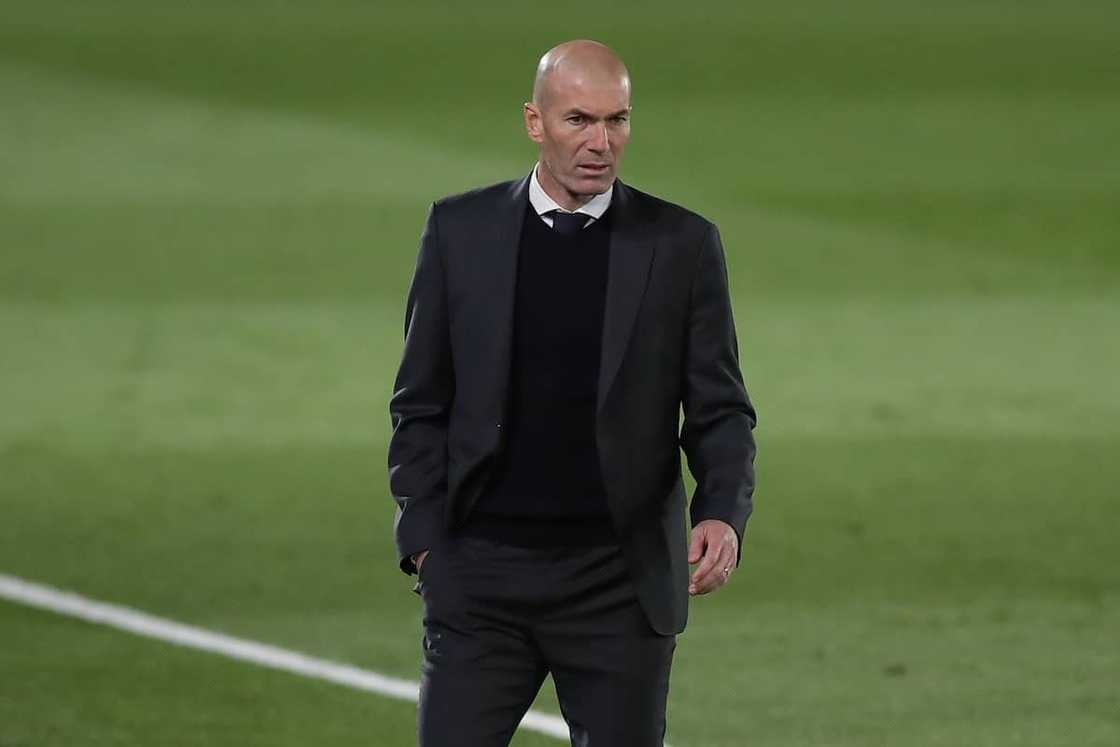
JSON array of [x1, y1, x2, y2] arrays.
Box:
[[412, 532, 677, 746]]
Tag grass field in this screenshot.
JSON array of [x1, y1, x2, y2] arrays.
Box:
[[2, 1, 1118, 745]]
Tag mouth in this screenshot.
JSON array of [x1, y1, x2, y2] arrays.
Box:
[[577, 164, 611, 174]]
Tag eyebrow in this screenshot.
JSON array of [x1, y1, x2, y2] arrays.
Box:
[[563, 108, 631, 119]]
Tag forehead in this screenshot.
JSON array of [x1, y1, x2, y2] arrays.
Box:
[[545, 72, 630, 113]]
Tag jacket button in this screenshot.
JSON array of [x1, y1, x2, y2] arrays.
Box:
[[496, 423, 503, 430]]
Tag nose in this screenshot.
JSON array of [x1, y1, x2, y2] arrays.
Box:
[[587, 121, 610, 154]]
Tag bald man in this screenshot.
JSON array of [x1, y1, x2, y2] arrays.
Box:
[[388, 39, 758, 746]]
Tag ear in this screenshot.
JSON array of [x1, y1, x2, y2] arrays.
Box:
[[523, 102, 544, 144]]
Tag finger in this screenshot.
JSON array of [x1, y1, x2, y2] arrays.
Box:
[[717, 543, 735, 583], [689, 535, 723, 591], [687, 530, 705, 564], [690, 537, 719, 585]]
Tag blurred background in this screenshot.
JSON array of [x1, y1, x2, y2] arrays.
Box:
[[1, 1, 1117, 745]]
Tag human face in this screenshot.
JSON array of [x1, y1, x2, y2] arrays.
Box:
[[524, 77, 631, 210]]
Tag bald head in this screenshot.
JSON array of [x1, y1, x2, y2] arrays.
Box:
[[531, 39, 630, 112]]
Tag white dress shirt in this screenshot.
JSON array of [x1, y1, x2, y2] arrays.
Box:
[[528, 161, 614, 230]]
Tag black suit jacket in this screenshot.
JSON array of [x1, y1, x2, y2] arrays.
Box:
[[388, 170, 757, 635]]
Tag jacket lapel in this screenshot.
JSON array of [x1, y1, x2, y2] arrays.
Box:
[[482, 174, 530, 432], [596, 179, 656, 415]]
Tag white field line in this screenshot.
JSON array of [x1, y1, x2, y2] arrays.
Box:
[[0, 572, 571, 740]]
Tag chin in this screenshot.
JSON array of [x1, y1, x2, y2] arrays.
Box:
[[570, 173, 613, 194]]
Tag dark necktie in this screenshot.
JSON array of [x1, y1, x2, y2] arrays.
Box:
[[548, 210, 588, 235]]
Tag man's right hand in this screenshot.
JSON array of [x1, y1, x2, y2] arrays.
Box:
[[412, 549, 429, 574]]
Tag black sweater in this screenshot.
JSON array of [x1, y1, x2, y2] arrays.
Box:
[[460, 198, 620, 547]]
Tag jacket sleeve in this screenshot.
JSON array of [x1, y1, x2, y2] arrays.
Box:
[[388, 202, 455, 575], [679, 221, 758, 568]]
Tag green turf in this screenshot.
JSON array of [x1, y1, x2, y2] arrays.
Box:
[[2, 1, 1118, 745]]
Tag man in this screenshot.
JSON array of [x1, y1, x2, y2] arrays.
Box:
[[388, 39, 757, 746]]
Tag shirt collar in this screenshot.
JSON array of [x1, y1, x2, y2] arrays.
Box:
[[529, 161, 614, 220]]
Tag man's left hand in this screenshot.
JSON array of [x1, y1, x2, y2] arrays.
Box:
[[688, 519, 738, 595]]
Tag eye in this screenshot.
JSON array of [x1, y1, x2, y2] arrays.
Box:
[[567, 115, 584, 124]]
